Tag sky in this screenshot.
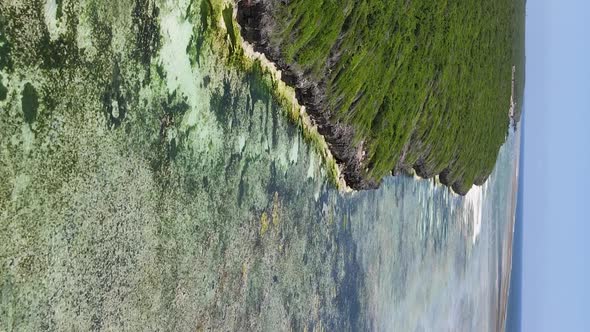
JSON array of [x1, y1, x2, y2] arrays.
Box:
[[522, 0, 590, 331]]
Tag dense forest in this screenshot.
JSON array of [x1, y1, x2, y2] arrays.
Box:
[[238, 0, 525, 194]]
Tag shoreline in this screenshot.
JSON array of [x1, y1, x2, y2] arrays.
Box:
[[239, 37, 352, 192], [208, 0, 352, 192], [228, 0, 517, 196], [235, 0, 378, 192]]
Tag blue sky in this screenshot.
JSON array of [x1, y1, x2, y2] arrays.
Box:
[[523, 0, 590, 330]]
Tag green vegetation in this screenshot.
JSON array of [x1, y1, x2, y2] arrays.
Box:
[[512, 0, 527, 121], [265, 0, 526, 192]]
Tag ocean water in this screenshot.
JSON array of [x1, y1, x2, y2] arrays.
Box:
[[506, 115, 524, 332], [0, 1, 520, 330]]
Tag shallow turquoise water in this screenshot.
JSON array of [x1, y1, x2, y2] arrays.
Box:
[[0, 1, 519, 330]]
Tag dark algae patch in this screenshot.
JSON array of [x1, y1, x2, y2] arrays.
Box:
[[0, 15, 13, 72], [102, 60, 133, 129], [222, 4, 236, 53], [55, 0, 64, 20], [21, 82, 39, 124], [132, 0, 161, 70], [237, 0, 526, 194], [200, 0, 213, 32], [0, 79, 7, 101]]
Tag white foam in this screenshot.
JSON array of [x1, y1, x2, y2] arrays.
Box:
[[464, 184, 484, 244]]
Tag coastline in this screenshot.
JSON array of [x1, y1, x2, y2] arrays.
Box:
[[205, 0, 352, 192], [225, 0, 519, 196], [235, 0, 378, 191], [234, 0, 520, 196], [237, 29, 352, 192]]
